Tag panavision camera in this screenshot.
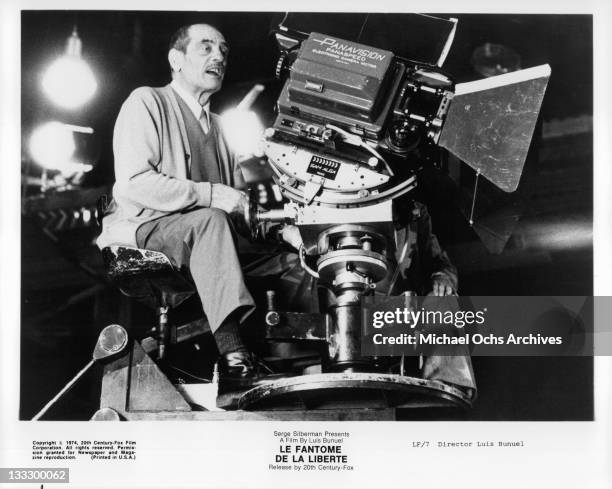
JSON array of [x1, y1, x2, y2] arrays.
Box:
[[258, 16, 550, 214], [274, 32, 454, 162]]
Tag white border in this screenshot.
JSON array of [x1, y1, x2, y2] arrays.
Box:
[[2, 1, 611, 488], [455, 64, 551, 95]]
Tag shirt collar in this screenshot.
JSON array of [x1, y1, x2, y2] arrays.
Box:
[[170, 80, 210, 127]]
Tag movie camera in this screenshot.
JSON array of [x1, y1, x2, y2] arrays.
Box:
[[237, 14, 551, 410]]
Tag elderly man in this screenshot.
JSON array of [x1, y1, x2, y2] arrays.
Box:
[[97, 24, 264, 380]]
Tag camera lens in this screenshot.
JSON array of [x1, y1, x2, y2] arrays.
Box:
[[387, 119, 421, 153]]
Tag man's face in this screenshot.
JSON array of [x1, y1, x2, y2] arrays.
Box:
[[172, 24, 228, 99]]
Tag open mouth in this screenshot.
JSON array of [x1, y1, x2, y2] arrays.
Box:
[[205, 65, 224, 78]]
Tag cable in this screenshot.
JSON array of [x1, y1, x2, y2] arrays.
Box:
[[325, 124, 395, 177], [469, 169, 481, 226], [256, 358, 275, 374], [32, 359, 94, 420], [386, 238, 410, 296], [357, 13, 370, 41], [299, 244, 320, 279], [167, 364, 211, 383]]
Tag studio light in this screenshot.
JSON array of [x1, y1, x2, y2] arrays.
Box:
[[220, 108, 265, 159], [220, 84, 265, 159], [28, 121, 94, 176], [29, 121, 75, 170], [42, 27, 97, 110]]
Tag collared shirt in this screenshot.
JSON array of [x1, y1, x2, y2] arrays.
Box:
[[170, 79, 211, 133]]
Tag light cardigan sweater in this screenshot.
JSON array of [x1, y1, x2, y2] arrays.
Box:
[[97, 84, 244, 248]]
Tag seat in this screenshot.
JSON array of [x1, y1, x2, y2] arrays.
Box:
[[101, 245, 195, 311], [97, 196, 198, 359]]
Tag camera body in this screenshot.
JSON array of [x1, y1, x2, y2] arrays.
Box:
[[270, 32, 454, 166]]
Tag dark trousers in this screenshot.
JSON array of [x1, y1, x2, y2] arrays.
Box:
[[136, 208, 255, 332]]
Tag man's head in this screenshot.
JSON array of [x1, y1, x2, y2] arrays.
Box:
[[168, 24, 229, 104]]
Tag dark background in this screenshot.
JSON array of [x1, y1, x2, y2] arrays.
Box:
[[20, 12, 593, 420]]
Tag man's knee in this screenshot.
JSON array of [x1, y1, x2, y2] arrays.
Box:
[[201, 207, 230, 223], [186, 207, 233, 241]]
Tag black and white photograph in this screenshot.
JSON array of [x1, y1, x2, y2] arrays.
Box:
[[19, 9, 593, 421], [1, 2, 611, 488]]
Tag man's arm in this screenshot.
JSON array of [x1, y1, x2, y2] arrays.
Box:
[[113, 88, 212, 212], [415, 203, 458, 295]]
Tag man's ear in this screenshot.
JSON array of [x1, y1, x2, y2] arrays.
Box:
[[168, 48, 183, 73]]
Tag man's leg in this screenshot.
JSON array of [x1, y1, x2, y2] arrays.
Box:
[[241, 248, 319, 313], [418, 295, 477, 398], [135, 208, 255, 356], [392, 224, 477, 397]]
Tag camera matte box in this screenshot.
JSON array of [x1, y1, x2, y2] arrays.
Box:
[[439, 64, 551, 193], [286, 32, 395, 121]]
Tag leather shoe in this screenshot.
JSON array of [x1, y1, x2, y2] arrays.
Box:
[[217, 350, 271, 403], [218, 350, 258, 379]]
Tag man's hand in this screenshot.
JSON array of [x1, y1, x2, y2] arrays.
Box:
[[280, 225, 303, 251], [431, 275, 455, 296], [210, 184, 247, 215]]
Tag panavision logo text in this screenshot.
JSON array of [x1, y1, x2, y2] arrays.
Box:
[[312, 37, 387, 61]]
